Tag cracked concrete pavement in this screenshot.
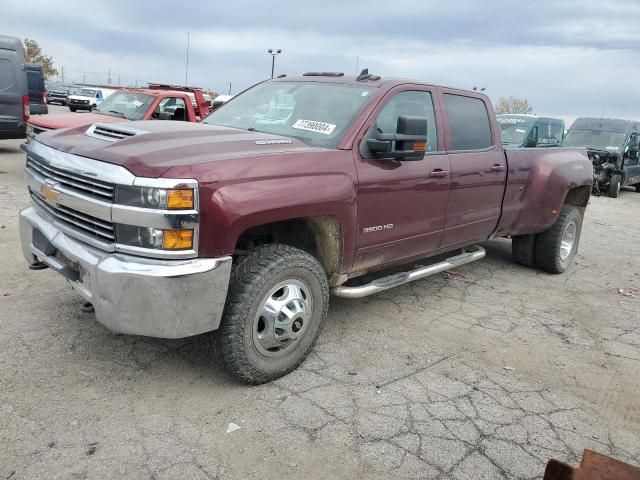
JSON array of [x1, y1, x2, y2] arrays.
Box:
[[1, 112, 639, 479]]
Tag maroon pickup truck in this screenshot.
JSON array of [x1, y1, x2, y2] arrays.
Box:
[[19, 72, 593, 383]]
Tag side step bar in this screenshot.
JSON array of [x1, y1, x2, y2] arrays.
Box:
[[331, 245, 486, 299]]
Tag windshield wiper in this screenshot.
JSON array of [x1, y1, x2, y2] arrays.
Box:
[[107, 110, 126, 118]]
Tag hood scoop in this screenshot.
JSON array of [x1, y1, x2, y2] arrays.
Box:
[[86, 123, 148, 142]]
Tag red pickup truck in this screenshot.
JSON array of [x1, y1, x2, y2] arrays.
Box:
[[26, 84, 211, 141], [19, 72, 593, 383]]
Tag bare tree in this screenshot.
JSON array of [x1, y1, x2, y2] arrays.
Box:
[[495, 96, 533, 115], [24, 38, 58, 79]]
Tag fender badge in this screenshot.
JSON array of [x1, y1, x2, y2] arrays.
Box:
[[255, 139, 293, 145], [41, 182, 59, 203]]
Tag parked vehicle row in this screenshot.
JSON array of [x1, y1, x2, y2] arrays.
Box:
[[25, 84, 213, 141], [19, 71, 594, 383]]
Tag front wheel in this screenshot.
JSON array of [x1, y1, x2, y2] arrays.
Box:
[[69, 107, 76, 112], [608, 175, 621, 198], [535, 205, 583, 274], [635, 183, 640, 193], [215, 244, 329, 384]]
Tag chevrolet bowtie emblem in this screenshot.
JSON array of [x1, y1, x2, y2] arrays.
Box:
[[41, 182, 58, 203]]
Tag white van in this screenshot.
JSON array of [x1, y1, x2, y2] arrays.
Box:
[[67, 87, 115, 112]]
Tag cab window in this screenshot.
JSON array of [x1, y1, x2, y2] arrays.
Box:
[[538, 121, 564, 146], [368, 91, 438, 152], [156, 97, 188, 121], [444, 94, 493, 150]]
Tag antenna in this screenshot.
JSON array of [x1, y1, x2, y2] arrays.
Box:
[[185, 32, 190, 87]]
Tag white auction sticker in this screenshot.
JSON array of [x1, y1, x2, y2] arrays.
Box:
[[291, 119, 336, 135]]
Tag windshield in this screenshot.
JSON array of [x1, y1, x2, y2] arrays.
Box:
[[497, 116, 535, 145], [94, 92, 155, 120], [78, 89, 97, 97], [202, 81, 375, 148], [563, 129, 627, 152]]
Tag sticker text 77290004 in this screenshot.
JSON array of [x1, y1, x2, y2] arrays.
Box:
[[291, 119, 337, 135]]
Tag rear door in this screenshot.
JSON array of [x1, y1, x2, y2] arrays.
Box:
[[0, 49, 26, 138], [440, 91, 506, 247], [353, 86, 451, 271]]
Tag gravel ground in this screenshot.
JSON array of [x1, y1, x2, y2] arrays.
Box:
[[1, 109, 639, 479]]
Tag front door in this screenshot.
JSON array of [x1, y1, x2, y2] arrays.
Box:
[[353, 89, 451, 272], [623, 133, 640, 186], [440, 91, 507, 247]]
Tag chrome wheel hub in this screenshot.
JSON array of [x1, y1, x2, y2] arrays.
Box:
[[253, 280, 313, 358], [560, 221, 577, 261]]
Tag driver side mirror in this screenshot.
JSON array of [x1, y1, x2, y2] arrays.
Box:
[[366, 115, 428, 161], [525, 127, 538, 148]]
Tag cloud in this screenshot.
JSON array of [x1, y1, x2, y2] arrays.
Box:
[[2, 0, 639, 122]]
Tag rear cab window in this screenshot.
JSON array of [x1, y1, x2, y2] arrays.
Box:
[[444, 94, 493, 151]]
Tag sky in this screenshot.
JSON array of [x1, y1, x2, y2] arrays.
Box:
[[2, 0, 640, 126]]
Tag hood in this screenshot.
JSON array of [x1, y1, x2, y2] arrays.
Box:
[[68, 95, 93, 100], [29, 112, 124, 130], [37, 120, 324, 177]]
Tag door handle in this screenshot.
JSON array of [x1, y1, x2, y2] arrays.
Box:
[[490, 164, 505, 172], [429, 169, 449, 178]]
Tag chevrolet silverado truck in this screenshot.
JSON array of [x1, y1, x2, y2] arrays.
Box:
[[19, 72, 593, 383], [26, 84, 210, 142]]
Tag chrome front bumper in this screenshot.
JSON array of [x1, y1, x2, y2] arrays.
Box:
[[20, 206, 232, 338]]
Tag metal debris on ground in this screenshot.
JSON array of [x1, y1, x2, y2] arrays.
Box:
[[226, 423, 241, 433], [444, 271, 467, 280], [617, 288, 639, 298]]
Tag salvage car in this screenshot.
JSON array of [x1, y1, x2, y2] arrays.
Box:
[[497, 114, 564, 148], [45, 84, 69, 105], [563, 117, 640, 197], [26, 85, 210, 142], [19, 72, 593, 383]]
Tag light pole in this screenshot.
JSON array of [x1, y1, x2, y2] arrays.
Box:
[[268, 49, 282, 79]]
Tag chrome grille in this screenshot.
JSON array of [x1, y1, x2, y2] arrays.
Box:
[[30, 190, 115, 242], [26, 153, 115, 201]]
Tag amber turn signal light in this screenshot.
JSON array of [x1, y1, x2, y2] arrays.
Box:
[[162, 229, 193, 250], [167, 189, 194, 209]]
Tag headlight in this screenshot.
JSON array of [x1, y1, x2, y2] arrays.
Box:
[[115, 186, 194, 210], [115, 225, 194, 250]]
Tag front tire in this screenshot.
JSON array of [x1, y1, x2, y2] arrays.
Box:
[[215, 244, 329, 384], [535, 205, 583, 274], [635, 183, 640, 193], [608, 175, 621, 198], [69, 107, 76, 112]]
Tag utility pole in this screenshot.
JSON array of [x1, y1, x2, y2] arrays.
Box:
[[185, 32, 190, 86], [83, 73, 86, 84], [61, 66, 64, 84], [228, 82, 231, 95]]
